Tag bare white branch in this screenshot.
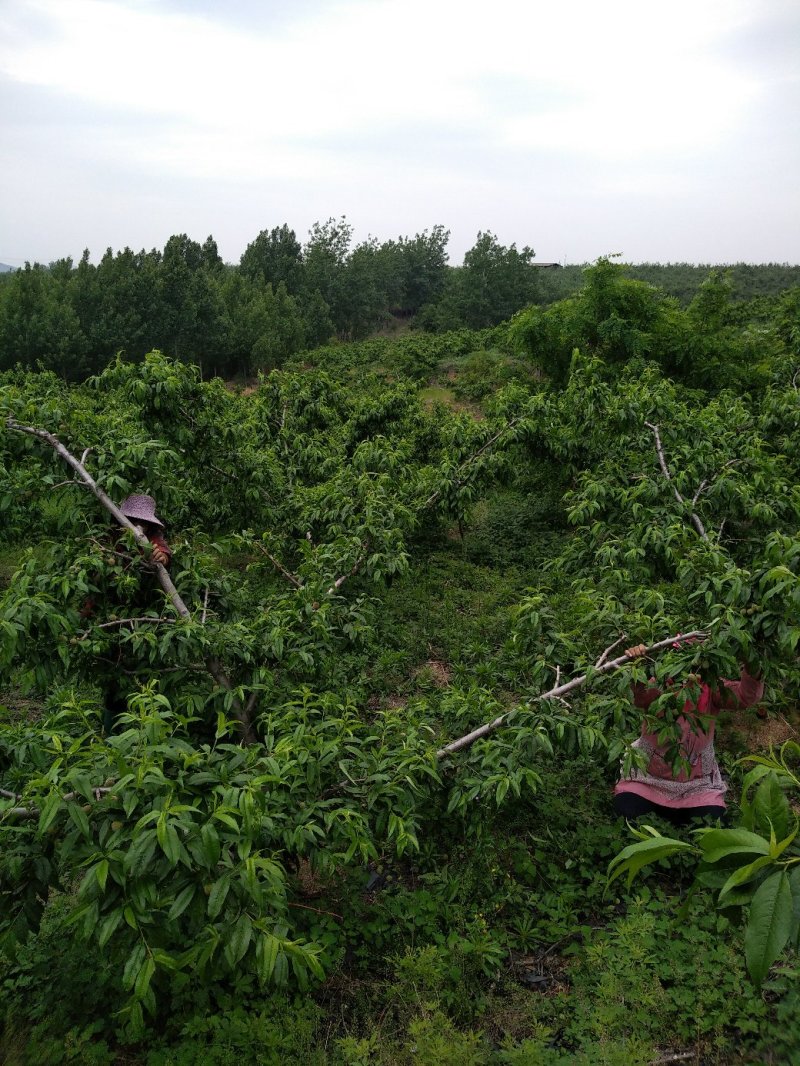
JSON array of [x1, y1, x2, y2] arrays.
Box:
[[255, 544, 303, 588], [79, 616, 173, 638], [2, 786, 115, 821], [596, 634, 627, 668], [436, 630, 708, 758], [644, 421, 708, 541], [5, 419, 257, 744]]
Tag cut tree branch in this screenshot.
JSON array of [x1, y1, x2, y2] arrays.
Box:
[[436, 630, 707, 758], [5, 419, 257, 744], [1, 786, 115, 822], [644, 422, 708, 541], [81, 616, 173, 633], [596, 634, 627, 668]]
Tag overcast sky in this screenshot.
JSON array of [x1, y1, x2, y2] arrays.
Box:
[[1, 0, 798, 267]]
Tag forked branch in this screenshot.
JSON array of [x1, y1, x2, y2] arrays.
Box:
[[644, 422, 708, 541]]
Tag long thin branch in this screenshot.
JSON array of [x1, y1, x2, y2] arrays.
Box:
[[2, 786, 115, 822], [254, 544, 303, 588], [644, 422, 708, 541], [81, 616, 173, 633], [436, 630, 707, 758], [5, 419, 256, 743], [424, 417, 522, 510]]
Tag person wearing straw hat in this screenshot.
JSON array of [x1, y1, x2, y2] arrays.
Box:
[[80, 494, 173, 733], [118, 494, 172, 568]]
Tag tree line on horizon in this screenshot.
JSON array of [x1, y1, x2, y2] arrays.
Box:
[[0, 218, 797, 381]]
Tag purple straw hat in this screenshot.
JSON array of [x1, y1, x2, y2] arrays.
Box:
[[119, 494, 164, 528]]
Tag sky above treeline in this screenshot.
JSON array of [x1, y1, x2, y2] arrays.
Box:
[[1, 0, 798, 268]]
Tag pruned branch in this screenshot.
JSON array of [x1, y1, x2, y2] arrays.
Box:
[[690, 478, 709, 507], [2, 786, 115, 821], [436, 630, 707, 758], [81, 616, 173, 633], [644, 422, 708, 541]]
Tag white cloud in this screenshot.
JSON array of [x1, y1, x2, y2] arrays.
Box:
[[0, 0, 764, 178], [0, 0, 796, 262]]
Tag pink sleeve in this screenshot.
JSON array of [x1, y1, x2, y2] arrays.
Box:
[[720, 667, 764, 709], [633, 682, 661, 710]]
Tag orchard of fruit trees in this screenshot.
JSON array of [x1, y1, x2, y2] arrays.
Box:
[[1, 258, 799, 1063]]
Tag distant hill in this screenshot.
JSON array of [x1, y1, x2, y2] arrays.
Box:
[[0, 263, 15, 273]]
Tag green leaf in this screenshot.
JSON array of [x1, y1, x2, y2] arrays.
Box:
[[38, 792, 61, 835], [754, 773, 790, 842], [167, 884, 196, 922], [224, 913, 253, 967], [97, 909, 123, 948], [124, 832, 157, 876], [207, 875, 231, 919], [790, 866, 800, 949], [67, 801, 91, 840], [200, 822, 221, 868], [718, 854, 774, 901], [134, 956, 156, 1000], [257, 933, 279, 984], [123, 942, 147, 991], [157, 820, 181, 866], [697, 828, 770, 864], [273, 949, 289, 986], [607, 835, 692, 889], [95, 859, 109, 892], [745, 870, 794, 986]]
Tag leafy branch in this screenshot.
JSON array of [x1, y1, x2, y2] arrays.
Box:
[[436, 630, 707, 758], [645, 421, 709, 541], [4, 418, 257, 743]]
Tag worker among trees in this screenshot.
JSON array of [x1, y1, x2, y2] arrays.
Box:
[[80, 494, 172, 733], [117, 494, 172, 567], [613, 641, 764, 824]]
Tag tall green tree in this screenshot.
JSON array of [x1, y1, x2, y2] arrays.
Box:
[[239, 224, 304, 294]]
